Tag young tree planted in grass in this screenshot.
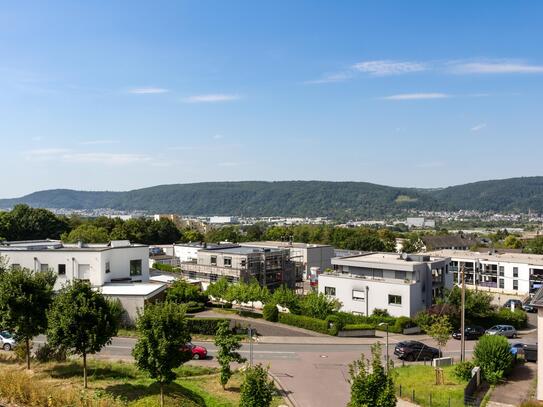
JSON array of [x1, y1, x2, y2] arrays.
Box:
[[426, 315, 453, 356], [0, 268, 56, 369], [239, 363, 276, 407], [47, 280, 118, 388], [348, 343, 396, 407], [214, 320, 245, 389], [132, 302, 191, 407]]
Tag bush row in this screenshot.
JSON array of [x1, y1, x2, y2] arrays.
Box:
[[343, 323, 375, 331], [186, 318, 230, 335], [278, 313, 330, 335]]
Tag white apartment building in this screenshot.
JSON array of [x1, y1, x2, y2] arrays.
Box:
[[427, 249, 543, 296], [318, 253, 452, 317], [0, 239, 165, 324]]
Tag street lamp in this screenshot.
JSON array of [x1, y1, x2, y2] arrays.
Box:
[[379, 322, 389, 373]]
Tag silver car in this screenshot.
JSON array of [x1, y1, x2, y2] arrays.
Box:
[[485, 325, 517, 338], [0, 331, 16, 351]]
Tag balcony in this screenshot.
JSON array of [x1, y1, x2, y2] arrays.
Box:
[[319, 271, 416, 285]]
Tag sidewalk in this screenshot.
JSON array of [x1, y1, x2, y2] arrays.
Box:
[[487, 362, 537, 407]]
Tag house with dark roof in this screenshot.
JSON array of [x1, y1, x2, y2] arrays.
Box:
[[421, 234, 479, 251]]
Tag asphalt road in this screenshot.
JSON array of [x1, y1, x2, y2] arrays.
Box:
[[32, 331, 536, 407]]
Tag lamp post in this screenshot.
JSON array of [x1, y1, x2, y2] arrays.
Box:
[[379, 322, 389, 373]]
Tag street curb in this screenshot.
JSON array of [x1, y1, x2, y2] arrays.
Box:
[[269, 372, 298, 407]]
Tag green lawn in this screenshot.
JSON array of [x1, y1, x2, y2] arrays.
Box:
[[393, 365, 466, 407]]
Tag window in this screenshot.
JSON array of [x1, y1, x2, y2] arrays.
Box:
[[58, 264, 66, 275], [395, 271, 406, 280], [373, 269, 383, 278], [388, 295, 402, 305], [224, 257, 232, 267], [499, 266, 504, 276], [513, 280, 518, 290], [210, 273, 218, 282], [324, 286, 336, 296], [130, 260, 142, 276], [513, 267, 518, 278], [105, 261, 110, 274], [241, 259, 246, 267], [210, 256, 217, 265], [352, 289, 365, 301], [499, 279, 504, 289], [40, 264, 49, 272]]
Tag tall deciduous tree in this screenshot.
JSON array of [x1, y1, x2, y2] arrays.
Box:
[[0, 268, 56, 369], [214, 320, 245, 389], [47, 281, 118, 388], [132, 302, 191, 407]]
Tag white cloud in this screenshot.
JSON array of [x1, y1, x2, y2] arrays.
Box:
[[304, 72, 353, 84], [62, 152, 150, 165], [451, 61, 543, 74], [352, 60, 427, 76], [128, 87, 170, 94], [183, 94, 241, 103], [470, 123, 487, 132], [24, 148, 70, 159], [382, 93, 450, 100], [80, 139, 119, 145]]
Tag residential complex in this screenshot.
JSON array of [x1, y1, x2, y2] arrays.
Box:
[[180, 245, 295, 289], [0, 239, 165, 324], [318, 252, 452, 317], [427, 249, 543, 296]]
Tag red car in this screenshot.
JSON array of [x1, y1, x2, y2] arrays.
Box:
[[181, 343, 208, 360]]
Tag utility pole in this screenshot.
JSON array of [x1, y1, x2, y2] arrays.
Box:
[[248, 326, 254, 366], [460, 264, 466, 362]]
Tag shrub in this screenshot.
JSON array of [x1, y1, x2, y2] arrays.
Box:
[[240, 364, 276, 407], [300, 291, 341, 320], [372, 308, 390, 317], [185, 301, 205, 313], [278, 313, 329, 334], [474, 334, 514, 384], [393, 316, 414, 333], [326, 315, 345, 336], [413, 311, 433, 332], [187, 318, 230, 335], [167, 280, 208, 304], [263, 303, 279, 322], [343, 324, 375, 331], [35, 342, 67, 363], [453, 360, 475, 381], [13, 342, 30, 363], [491, 308, 528, 329]]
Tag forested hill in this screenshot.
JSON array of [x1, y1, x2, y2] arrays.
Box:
[[1, 177, 542, 218]]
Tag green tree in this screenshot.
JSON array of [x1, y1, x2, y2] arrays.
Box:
[[133, 302, 192, 407], [426, 315, 452, 355], [239, 363, 276, 407], [446, 286, 494, 319], [214, 321, 245, 389], [503, 235, 523, 249], [181, 229, 205, 243], [270, 285, 301, 313], [166, 280, 208, 304], [47, 281, 118, 388], [61, 223, 110, 243], [474, 334, 514, 384], [524, 236, 543, 254], [0, 204, 70, 241], [206, 276, 231, 306], [300, 291, 341, 320], [0, 268, 56, 369], [348, 343, 396, 407]]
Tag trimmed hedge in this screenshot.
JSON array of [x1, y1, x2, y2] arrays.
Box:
[[263, 303, 279, 322], [187, 318, 230, 335], [343, 323, 375, 331], [278, 313, 329, 335]]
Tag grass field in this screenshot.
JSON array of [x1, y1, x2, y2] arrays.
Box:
[[0, 353, 286, 407], [393, 365, 466, 407]]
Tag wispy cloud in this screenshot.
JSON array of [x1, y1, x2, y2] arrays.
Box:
[[23, 148, 151, 165], [304, 72, 353, 84], [381, 93, 450, 101], [80, 139, 119, 145], [470, 123, 487, 132], [128, 87, 170, 94], [24, 148, 70, 159], [352, 60, 427, 76], [450, 61, 543, 74], [183, 94, 241, 103]]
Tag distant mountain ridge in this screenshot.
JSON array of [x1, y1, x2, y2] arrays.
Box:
[[1, 177, 542, 218]]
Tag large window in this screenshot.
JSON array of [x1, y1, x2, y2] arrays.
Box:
[[513, 280, 518, 290], [58, 264, 66, 275], [499, 266, 504, 276], [210, 256, 217, 265], [388, 295, 402, 305], [40, 264, 49, 272], [130, 260, 142, 276], [324, 286, 336, 296], [395, 271, 406, 280], [224, 257, 232, 267], [513, 267, 518, 278], [352, 289, 365, 301], [499, 279, 504, 289]]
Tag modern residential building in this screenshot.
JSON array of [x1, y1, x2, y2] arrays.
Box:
[[151, 242, 234, 263], [180, 245, 295, 290], [426, 249, 543, 296], [240, 241, 334, 280], [318, 252, 452, 317], [0, 239, 166, 324]]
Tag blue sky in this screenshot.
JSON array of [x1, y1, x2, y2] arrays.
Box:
[[2, 1, 543, 197]]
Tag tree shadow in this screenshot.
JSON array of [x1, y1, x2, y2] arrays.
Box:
[[104, 381, 206, 405], [45, 362, 138, 380]]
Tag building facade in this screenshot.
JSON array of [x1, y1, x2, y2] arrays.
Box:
[[180, 245, 295, 289], [427, 249, 543, 296], [318, 252, 452, 317]]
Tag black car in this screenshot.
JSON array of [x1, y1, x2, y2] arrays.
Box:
[[394, 340, 441, 361], [503, 299, 523, 310], [452, 325, 486, 340]]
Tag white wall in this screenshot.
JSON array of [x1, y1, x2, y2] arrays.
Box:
[[174, 245, 201, 262]]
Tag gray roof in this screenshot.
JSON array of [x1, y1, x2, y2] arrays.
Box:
[[421, 235, 478, 250]]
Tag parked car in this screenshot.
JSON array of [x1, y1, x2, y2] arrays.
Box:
[[394, 341, 441, 361], [0, 331, 16, 351], [522, 301, 537, 313], [452, 325, 485, 340], [181, 343, 207, 360], [503, 299, 523, 310], [485, 325, 517, 338]]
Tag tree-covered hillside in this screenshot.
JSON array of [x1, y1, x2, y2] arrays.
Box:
[[1, 177, 543, 218]]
